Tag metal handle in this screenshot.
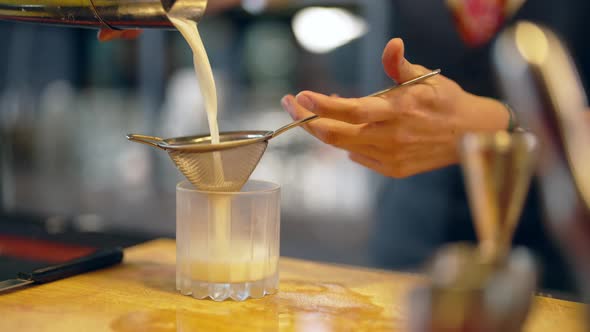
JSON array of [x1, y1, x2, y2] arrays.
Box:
[[126, 134, 166, 150], [18, 247, 124, 284], [368, 68, 441, 97], [271, 69, 442, 139], [271, 115, 319, 139]]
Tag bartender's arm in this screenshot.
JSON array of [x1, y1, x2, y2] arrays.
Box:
[[281, 38, 510, 178]]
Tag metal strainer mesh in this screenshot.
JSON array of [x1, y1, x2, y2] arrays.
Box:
[[168, 140, 268, 192]]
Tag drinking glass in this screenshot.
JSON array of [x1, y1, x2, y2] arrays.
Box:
[[176, 180, 280, 301]]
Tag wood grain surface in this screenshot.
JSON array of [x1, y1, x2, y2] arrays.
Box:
[[0, 239, 586, 331]]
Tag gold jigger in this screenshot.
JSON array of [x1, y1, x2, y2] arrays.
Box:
[[460, 131, 538, 263]]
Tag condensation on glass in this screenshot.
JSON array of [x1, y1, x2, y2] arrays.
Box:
[[176, 180, 280, 301]]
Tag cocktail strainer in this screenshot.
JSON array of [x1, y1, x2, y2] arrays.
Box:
[[127, 70, 441, 192], [126, 118, 316, 192]]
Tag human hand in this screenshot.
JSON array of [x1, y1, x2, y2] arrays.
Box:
[[281, 38, 510, 178], [97, 0, 242, 41], [97, 29, 142, 42]]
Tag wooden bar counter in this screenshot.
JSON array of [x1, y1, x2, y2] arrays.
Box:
[[0, 239, 587, 331]]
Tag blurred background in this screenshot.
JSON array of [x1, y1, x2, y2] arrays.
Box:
[[0, 0, 587, 300], [0, 0, 393, 275]]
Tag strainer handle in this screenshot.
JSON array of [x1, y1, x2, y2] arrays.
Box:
[[367, 68, 441, 97], [270, 69, 441, 139], [271, 115, 319, 138], [126, 134, 165, 150]]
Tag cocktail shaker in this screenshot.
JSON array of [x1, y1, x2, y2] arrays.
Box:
[[0, 0, 207, 29], [407, 244, 537, 332]]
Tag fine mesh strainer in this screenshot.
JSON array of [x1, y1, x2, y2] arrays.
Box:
[[126, 116, 317, 192], [127, 69, 441, 192]]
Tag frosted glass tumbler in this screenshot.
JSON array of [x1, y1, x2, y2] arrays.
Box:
[[176, 180, 280, 301]]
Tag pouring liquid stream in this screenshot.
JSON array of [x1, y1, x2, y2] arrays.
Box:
[[168, 14, 232, 274], [167, 16, 220, 145]]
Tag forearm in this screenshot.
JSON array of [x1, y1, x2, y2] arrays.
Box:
[[453, 93, 590, 134]]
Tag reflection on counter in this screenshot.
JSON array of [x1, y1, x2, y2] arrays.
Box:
[[110, 280, 393, 332]]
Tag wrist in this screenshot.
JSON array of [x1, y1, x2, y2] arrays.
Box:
[[502, 102, 521, 132], [458, 93, 511, 132]]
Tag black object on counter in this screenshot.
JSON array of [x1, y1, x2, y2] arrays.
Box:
[[0, 247, 123, 293]]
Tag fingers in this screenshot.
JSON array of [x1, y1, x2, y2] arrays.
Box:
[[97, 29, 142, 42], [348, 143, 458, 178], [348, 152, 387, 173], [290, 39, 439, 125], [348, 150, 423, 178], [382, 38, 430, 83], [281, 95, 375, 145], [335, 143, 386, 159], [294, 91, 394, 124], [282, 94, 313, 120]]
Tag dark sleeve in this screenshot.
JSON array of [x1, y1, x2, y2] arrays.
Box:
[[370, 166, 473, 270], [569, 2, 590, 93]]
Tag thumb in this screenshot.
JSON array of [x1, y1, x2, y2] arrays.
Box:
[[382, 38, 429, 83]]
